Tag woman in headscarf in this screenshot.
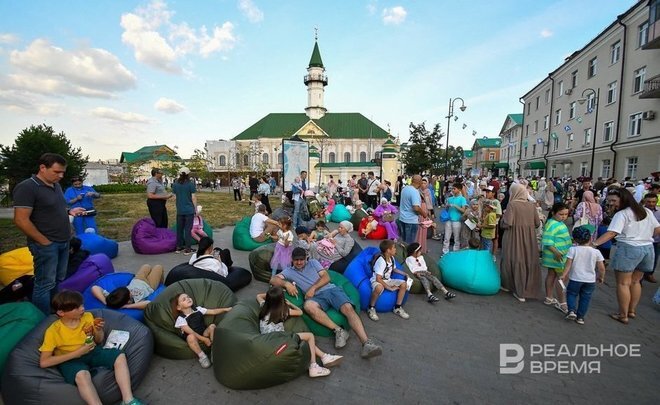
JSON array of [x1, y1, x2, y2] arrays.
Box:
[[309, 220, 356, 267], [499, 183, 542, 302], [373, 198, 399, 241], [573, 190, 603, 242]]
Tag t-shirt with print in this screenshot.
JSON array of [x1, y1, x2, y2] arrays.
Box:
[[566, 246, 604, 283], [405, 255, 428, 273], [102, 278, 154, 304], [279, 259, 334, 294], [608, 207, 660, 246], [370, 255, 395, 284], [39, 312, 94, 356], [447, 195, 468, 222], [541, 218, 572, 269], [258, 301, 286, 334], [277, 229, 294, 246], [367, 179, 381, 195]]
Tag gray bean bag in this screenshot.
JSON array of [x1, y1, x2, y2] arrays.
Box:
[[328, 242, 363, 274], [248, 244, 276, 283], [1, 309, 153, 405]]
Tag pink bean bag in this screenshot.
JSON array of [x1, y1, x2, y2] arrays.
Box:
[[131, 218, 176, 255]]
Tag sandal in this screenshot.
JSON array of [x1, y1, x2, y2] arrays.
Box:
[[609, 313, 629, 325], [444, 291, 456, 300], [627, 312, 636, 319]]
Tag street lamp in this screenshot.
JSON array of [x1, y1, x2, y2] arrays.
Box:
[[445, 97, 467, 179], [577, 88, 600, 178]]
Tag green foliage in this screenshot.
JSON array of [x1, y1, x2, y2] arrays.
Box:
[[401, 122, 445, 175], [0, 124, 88, 192], [188, 149, 213, 180], [94, 184, 147, 194], [446, 145, 464, 176]]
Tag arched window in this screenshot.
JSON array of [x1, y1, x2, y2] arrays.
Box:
[[359, 151, 367, 162], [262, 153, 269, 164], [218, 155, 226, 166], [243, 155, 249, 166], [278, 152, 283, 164], [328, 152, 336, 163], [235, 153, 240, 166], [344, 152, 351, 162]]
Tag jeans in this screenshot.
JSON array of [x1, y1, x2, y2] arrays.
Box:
[[176, 214, 194, 250], [480, 237, 493, 251], [397, 219, 418, 244], [566, 280, 596, 319], [293, 197, 303, 228], [28, 240, 69, 314], [652, 242, 659, 274], [443, 221, 462, 253], [233, 189, 241, 201]]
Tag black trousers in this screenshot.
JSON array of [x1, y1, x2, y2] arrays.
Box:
[[147, 199, 168, 228], [233, 188, 241, 201], [260, 194, 272, 215]]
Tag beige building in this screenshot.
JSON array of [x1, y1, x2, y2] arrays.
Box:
[[498, 113, 523, 176], [519, 0, 660, 180]]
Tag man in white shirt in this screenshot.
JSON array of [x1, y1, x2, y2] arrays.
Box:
[[249, 205, 280, 242], [366, 171, 381, 209]]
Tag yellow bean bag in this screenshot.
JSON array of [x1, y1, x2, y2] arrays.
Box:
[[0, 248, 34, 285]]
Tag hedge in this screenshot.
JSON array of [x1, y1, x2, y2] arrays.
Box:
[[93, 184, 147, 194]]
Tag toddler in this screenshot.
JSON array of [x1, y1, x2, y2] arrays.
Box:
[[191, 205, 208, 242], [91, 264, 163, 310], [270, 217, 294, 276], [405, 243, 456, 303], [310, 220, 329, 241], [171, 293, 232, 368], [367, 240, 410, 321], [294, 226, 313, 251], [251, 193, 264, 213], [542, 202, 571, 314], [359, 211, 379, 239]]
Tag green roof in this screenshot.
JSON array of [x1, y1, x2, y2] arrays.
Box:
[[472, 138, 502, 149], [232, 113, 389, 141], [382, 139, 396, 146], [309, 41, 324, 68], [120, 145, 181, 163], [509, 114, 523, 125], [315, 162, 379, 168], [464, 150, 474, 158]]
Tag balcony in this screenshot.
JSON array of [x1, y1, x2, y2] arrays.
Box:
[[642, 17, 660, 49], [639, 74, 660, 99], [304, 74, 328, 86]]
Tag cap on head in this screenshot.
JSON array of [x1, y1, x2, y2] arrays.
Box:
[[180, 167, 190, 175]]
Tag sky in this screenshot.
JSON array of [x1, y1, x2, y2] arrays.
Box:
[[0, 0, 640, 161]]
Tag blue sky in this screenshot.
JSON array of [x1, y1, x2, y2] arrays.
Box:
[[0, 0, 639, 160]]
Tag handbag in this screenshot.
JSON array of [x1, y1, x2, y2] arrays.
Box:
[[439, 208, 450, 223], [573, 205, 589, 230], [382, 212, 395, 222]]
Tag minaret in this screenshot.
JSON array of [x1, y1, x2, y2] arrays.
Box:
[[304, 30, 328, 120]]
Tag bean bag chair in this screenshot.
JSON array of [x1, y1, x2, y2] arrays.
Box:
[[357, 220, 388, 240], [248, 244, 275, 283], [285, 271, 360, 337], [1, 308, 153, 405], [344, 247, 408, 312], [83, 272, 166, 322], [0, 275, 34, 304], [350, 209, 368, 231], [77, 232, 119, 259], [144, 278, 236, 359], [0, 247, 33, 285], [171, 221, 214, 242], [164, 262, 252, 292], [59, 253, 114, 293], [213, 300, 310, 390], [0, 302, 44, 380], [131, 217, 177, 255], [329, 204, 351, 223], [393, 243, 442, 294], [439, 249, 500, 295], [328, 241, 363, 274], [232, 216, 272, 251]]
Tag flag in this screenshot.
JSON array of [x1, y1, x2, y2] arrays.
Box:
[[472, 130, 477, 136], [462, 123, 467, 129]]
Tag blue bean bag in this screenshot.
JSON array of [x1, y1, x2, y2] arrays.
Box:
[[77, 232, 119, 259], [439, 250, 500, 295], [83, 272, 165, 322], [59, 253, 114, 293], [329, 204, 352, 223], [232, 216, 272, 251], [343, 247, 408, 312]]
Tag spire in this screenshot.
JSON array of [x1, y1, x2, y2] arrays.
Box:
[[308, 41, 324, 68]]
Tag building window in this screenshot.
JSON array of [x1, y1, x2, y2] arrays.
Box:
[[534, 120, 538, 133], [243, 154, 249, 166], [527, 102, 531, 115], [235, 153, 240, 166], [603, 121, 614, 142], [601, 159, 611, 178], [580, 162, 588, 176], [588, 57, 597, 78], [524, 146, 528, 157], [626, 157, 638, 178], [551, 165, 557, 177], [629, 112, 642, 137], [584, 128, 592, 145], [586, 93, 596, 113], [610, 41, 621, 64], [566, 133, 574, 149], [262, 153, 269, 164], [544, 115, 549, 130], [571, 70, 578, 88], [532, 144, 536, 156], [633, 67, 646, 93], [638, 21, 649, 48], [489, 152, 495, 161], [552, 137, 559, 151], [359, 151, 367, 162], [545, 89, 551, 104], [558, 81, 564, 97], [555, 109, 561, 125], [535, 96, 540, 110], [328, 152, 336, 163], [569, 102, 576, 119], [344, 152, 351, 162], [526, 124, 529, 136], [218, 155, 226, 166], [607, 81, 617, 104], [277, 152, 283, 165]]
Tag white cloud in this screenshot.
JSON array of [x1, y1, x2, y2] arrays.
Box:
[[91, 107, 153, 124], [382, 6, 407, 25], [155, 97, 185, 113], [238, 0, 264, 23], [121, 0, 236, 73], [7, 39, 136, 98], [0, 33, 19, 44], [366, 1, 377, 15], [540, 29, 553, 38]]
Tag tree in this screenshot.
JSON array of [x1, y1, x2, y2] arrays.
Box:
[[445, 145, 465, 176], [0, 124, 88, 192], [400, 122, 444, 175], [187, 148, 212, 181]]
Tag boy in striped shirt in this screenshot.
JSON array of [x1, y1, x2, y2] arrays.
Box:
[[542, 202, 572, 313]]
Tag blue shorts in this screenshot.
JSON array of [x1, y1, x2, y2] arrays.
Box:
[[308, 287, 352, 312], [611, 242, 655, 272], [57, 346, 122, 385]]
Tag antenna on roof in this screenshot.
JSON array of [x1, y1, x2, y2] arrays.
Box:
[[314, 26, 318, 41]]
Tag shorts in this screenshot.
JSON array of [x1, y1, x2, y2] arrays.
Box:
[[610, 242, 655, 272], [548, 267, 564, 275], [371, 278, 405, 291], [308, 287, 352, 312], [57, 346, 122, 385]]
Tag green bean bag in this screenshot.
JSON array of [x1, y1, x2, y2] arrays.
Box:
[[329, 204, 352, 223], [171, 221, 213, 241], [0, 302, 44, 380], [350, 209, 368, 231], [394, 243, 442, 294], [144, 278, 237, 359], [232, 216, 272, 251], [439, 249, 500, 295], [248, 244, 275, 283], [284, 271, 360, 337], [213, 300, 310, 390]]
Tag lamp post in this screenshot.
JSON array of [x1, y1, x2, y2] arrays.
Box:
[[444, 97, 467, 179], [578, 88, 600, 178]]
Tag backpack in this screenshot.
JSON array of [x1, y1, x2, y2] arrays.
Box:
[[308, 199, 323, 218], [370, 253, 394, 278], [299, 198, 311, 221]]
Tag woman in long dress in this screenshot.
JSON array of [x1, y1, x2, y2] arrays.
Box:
[[499, 183, 542, 302], [573, 190, 603, 242]]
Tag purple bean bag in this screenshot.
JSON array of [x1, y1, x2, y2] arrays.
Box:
[[59, 254, 114, 293], [77, 232, 119, 259], [131, 218, 176, 255], [83, 272, 165, 322]]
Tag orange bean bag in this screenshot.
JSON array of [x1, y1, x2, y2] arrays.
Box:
[[0, 248, 34, 285]]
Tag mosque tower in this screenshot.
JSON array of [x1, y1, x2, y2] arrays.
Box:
[[304, 32, 328, 119]]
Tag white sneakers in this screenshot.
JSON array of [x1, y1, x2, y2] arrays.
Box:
[[367, 307, 379, 321], [393, 307, 410, 319]]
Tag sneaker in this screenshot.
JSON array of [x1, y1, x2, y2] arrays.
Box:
[[554, 302, 568, 314], [183, 248, 193, 256], [565, 311, 577, 321], [308, 363, 331, 378], [321, 353, 343, 367], [123, 398, 145, 405], [444, 291, 456, 300], [175, 248, 183, 254], [367, 307, 379, 322], [199, 355, 211, 368], [575, 318, 585, 325], [431, 235, 442, 241], [360, 339, 383, 359], [543, 297, 558, 306], [334, 328, 349, 349], [393, 307, 410, 319], [427, 294, 440, 303], [512, 293, 526, 302]]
